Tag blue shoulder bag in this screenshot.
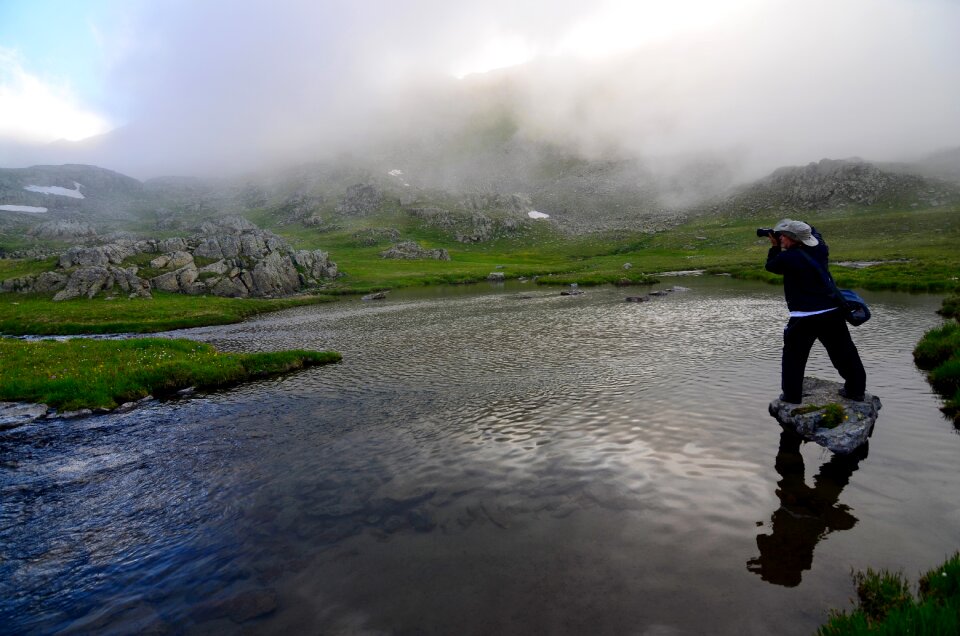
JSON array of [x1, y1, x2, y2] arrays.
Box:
[[798, 250, 871, 326]]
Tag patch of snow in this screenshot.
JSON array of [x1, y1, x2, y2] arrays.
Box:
[[387, 169, 410, 187], [528, 210, 550, 219], [0, 205, 48, 213], [24, 182, 85, 199]]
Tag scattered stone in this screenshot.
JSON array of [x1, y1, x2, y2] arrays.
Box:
[[55, 408, 94, 419], [625, 295, 650, 302], [622, 262, 633, 270], [487, 272, 506, 282], [834, 259, 912, 269], [768, 377, 881, 454], [0, 402, 50, 429], [362, 291, 388, 301]]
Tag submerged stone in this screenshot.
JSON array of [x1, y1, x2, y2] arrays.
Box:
[[768, 376, 881, 455]]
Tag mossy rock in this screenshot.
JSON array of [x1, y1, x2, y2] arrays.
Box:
[[770, 377, 881, 454]]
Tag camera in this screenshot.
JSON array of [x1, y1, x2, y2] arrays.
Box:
[[756, 228, 781, 238]]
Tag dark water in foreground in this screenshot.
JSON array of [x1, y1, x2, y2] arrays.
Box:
[[1, 277, 956, 635]]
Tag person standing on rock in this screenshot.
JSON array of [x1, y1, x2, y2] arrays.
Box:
[[764, 219, 866, 404]]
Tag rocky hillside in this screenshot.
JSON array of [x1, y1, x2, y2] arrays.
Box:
[[3, 152, 959, 250], [699, 158, 960, 218]]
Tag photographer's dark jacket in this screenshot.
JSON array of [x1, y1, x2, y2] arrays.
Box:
[[765, 229, 839, 313]]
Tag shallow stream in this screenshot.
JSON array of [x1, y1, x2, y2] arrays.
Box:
[[1, 277, 956, 634]]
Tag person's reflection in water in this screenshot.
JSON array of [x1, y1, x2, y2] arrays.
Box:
[[747, 429, 868, 587]]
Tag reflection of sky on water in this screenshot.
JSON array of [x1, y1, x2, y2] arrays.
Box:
[[0, 278, 954, 634]]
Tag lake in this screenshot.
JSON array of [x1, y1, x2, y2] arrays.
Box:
[[1, 276, 955, 634]]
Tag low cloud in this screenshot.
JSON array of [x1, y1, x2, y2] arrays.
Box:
[[3, 0, 959, 181]]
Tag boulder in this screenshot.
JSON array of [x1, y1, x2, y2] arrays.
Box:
[[380, 241, 450, 261], [0, 402, 50, 430], [199, 215, 257, 234], [57, 243, 138, 269], [768, 377, 881, 454], [52, 266, 110, 300], [292, 249, 338, 280], [193, 237, 224, 260], [165, 250, 194, 269], [150, 271, 181, 293], [337, 183, 384, 216], [46, 265, 149, 301], [197, 259, 230, 276], [209, 276, 249, 298], [1, 271, 68, 294], [156, 236, 187, 252], [248, 252, 300, 296], [149, 254, 170, 269]]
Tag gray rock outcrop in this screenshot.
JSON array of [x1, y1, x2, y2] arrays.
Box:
[[28, 220, 98, 242], [58, 243, 138, 268], [336, 184, 384, 216], [53, 265, 152, 301], [768, 377, 881, 454], [405, 207, 530, 243], [380, 241, 450, 261], [1, 216, 338, 300]]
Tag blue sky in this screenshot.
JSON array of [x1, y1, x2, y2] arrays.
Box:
[[0, 1, 108, 95]]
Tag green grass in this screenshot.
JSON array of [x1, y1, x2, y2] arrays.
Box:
[[0, 292, 336, 336], [1, 202, 958, 335], [0, 337, 341, 411], [819, 553, 960, 635], [914, 299, 960, 422], [789, 403, 848, 428]]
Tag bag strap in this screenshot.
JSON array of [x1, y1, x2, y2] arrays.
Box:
[[797, 249, 844, 305]]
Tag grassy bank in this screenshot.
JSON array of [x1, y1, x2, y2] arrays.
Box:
[[913, 295, 960, 422], [0, 292, 336, 336], [1, 203, 957, 336], [819, 553, 960, 635], [264, 204, 960, 295], [0, 337, 341, 411]]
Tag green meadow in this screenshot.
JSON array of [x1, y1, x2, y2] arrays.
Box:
[[0, 337, 340, 412]]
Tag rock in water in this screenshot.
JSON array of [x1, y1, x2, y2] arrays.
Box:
[[768, 377, 881, 455]]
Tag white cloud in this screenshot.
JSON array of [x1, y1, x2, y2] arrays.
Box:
[[0, 48, 113, 144]]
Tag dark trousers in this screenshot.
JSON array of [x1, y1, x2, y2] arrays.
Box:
[[781, 310, 866, 402]]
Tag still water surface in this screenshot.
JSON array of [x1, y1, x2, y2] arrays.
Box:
[[1, 277, 957, 634]]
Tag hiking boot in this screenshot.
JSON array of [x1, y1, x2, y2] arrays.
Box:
[[779, 393, 802, 404], [838, 387, 864, 401]]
